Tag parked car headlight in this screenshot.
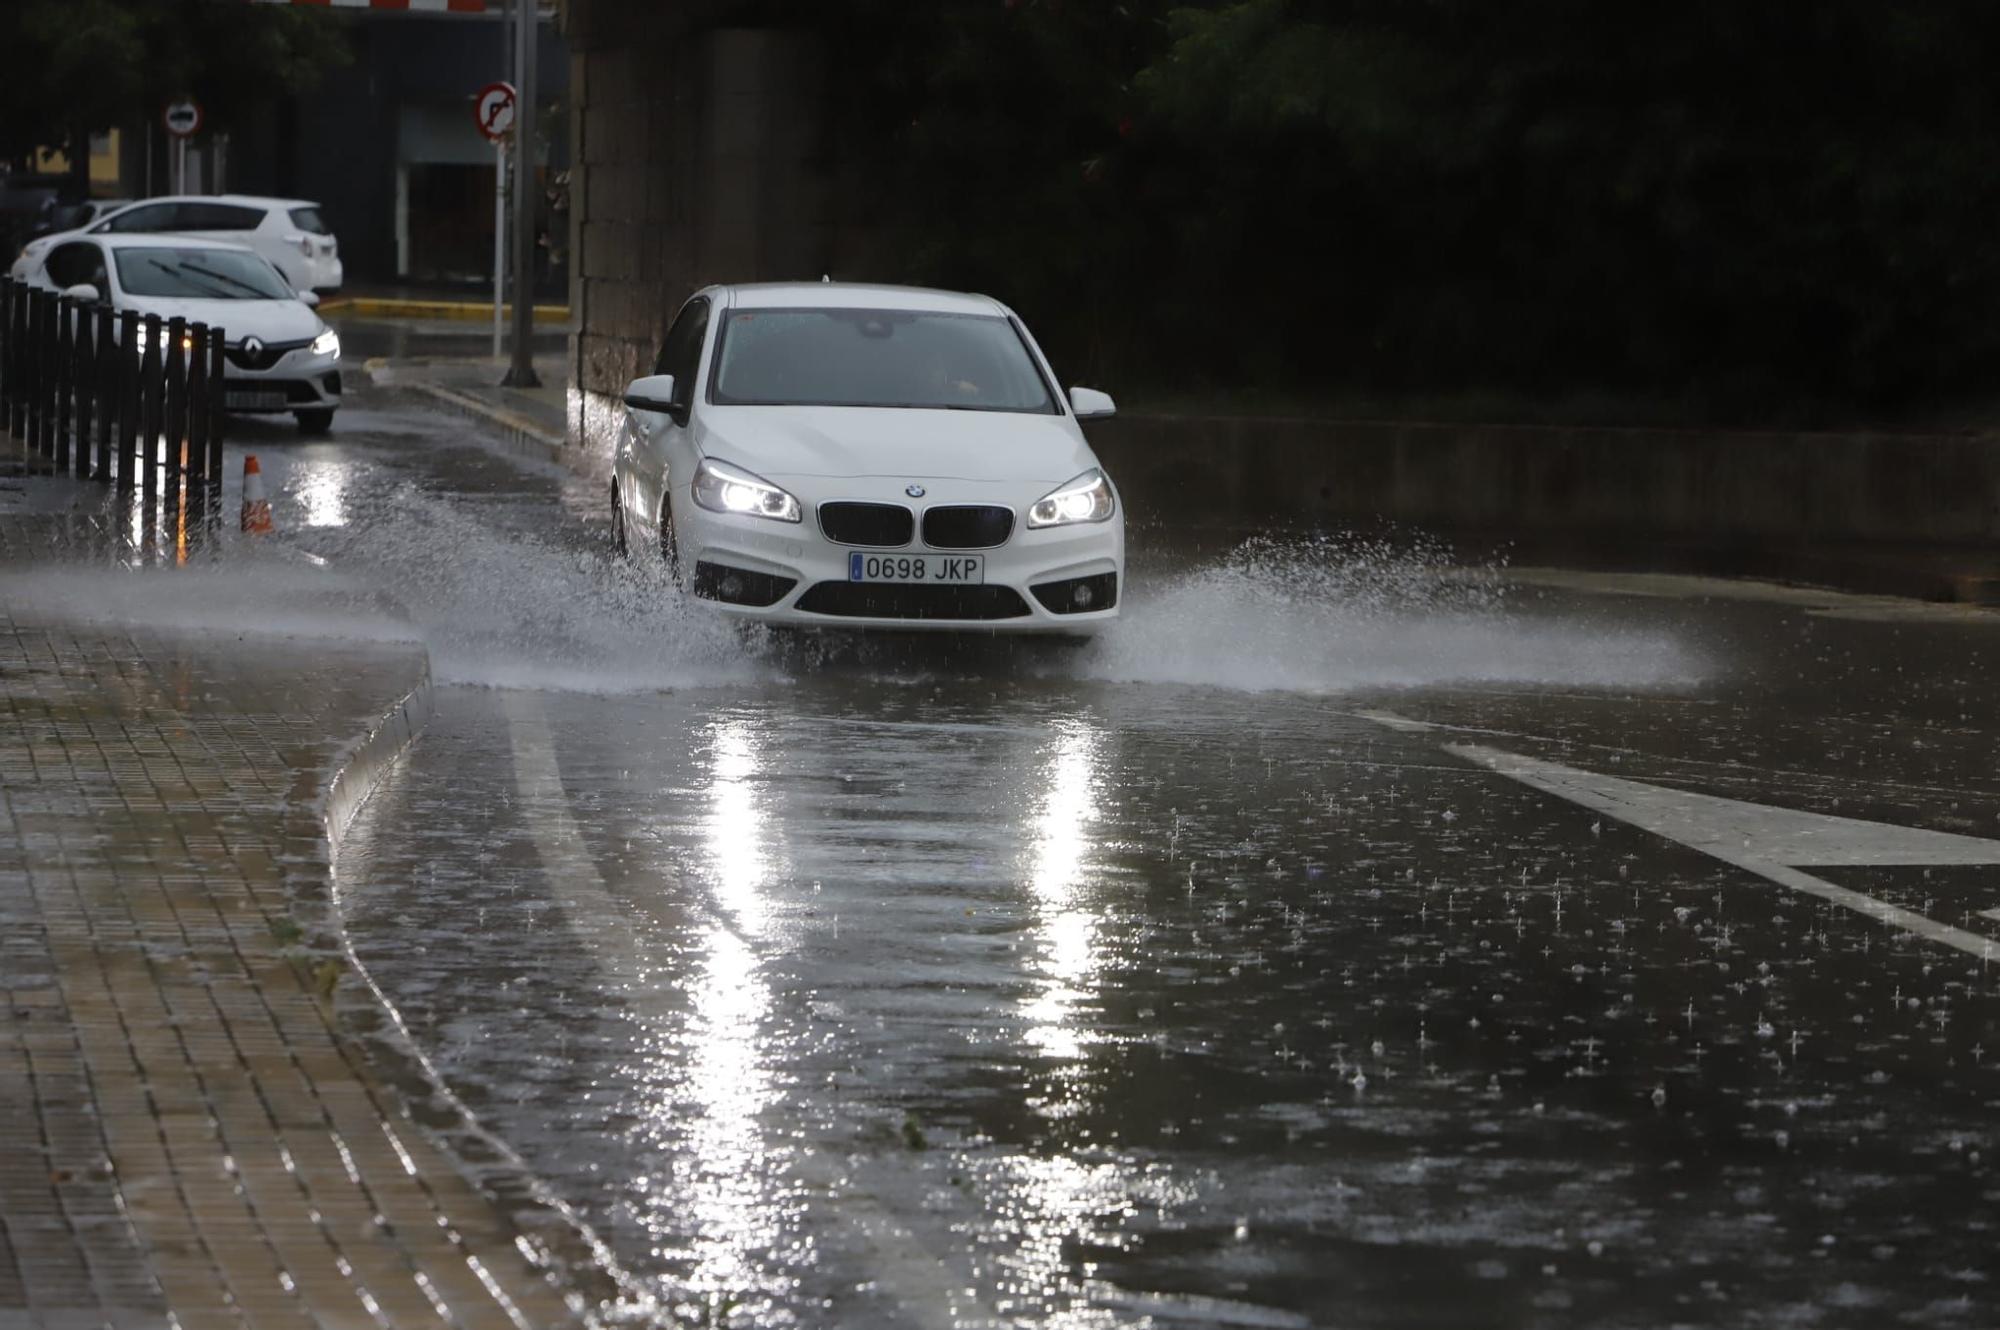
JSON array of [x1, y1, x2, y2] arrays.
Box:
[[691, 457, 801, 523], [311, 329, 340, 358], [1026, 469, 1115, 528], [131, 324, 196, 355]]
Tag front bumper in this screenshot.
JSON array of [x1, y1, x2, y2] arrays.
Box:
[[222, 346, 342, 415], [679, 483, 1123, 634]]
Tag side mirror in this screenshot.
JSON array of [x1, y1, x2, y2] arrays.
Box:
[[1069, 386, 1117, 419], [624, 373, 678, 414], [299, 290, 321, 308], [60, 282, 101, 304]]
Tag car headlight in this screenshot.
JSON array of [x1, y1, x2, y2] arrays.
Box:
[[691, 457, 801, 523], [311, 329, 340, 358], [1026, 469, 1115, 528]]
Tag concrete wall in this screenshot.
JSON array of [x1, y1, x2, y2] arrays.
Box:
[[1084, 415, 2000, 547]]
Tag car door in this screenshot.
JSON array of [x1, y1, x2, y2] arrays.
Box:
[[624, 295, 709, 541]]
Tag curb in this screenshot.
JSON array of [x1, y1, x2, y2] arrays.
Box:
[[320, 295, 569, 324], [407, 380, 568, 463], [321, 670, 435, 848], [316, 657, 648, 1322]]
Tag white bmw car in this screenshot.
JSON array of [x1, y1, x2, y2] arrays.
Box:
[[613, 282, 1124, 633]]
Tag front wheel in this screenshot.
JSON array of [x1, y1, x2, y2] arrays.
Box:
[[610, 480, 629, 557], [660, 497, 681, 583], [295, 408, 334, 435]]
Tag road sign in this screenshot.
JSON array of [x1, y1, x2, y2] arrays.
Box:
[[475, 82, 517, 142], [163, 100, 203, 139]]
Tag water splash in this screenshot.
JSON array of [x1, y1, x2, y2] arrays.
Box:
[[7, 490, 1701, 698], [1080, 533, 1703, 693]]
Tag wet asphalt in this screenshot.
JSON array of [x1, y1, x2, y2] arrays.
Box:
[[233, 387, 2000, 1328]]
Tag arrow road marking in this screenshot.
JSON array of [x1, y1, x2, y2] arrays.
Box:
[[1446, 742, 2000, 960]]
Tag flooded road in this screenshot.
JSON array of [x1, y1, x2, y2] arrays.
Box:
[[78, 394, 2000, 1326]]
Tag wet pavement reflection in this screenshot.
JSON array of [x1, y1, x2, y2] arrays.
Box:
[[139, 392, 2000, 1326]]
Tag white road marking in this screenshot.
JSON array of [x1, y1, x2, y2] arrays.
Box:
[[1449, 744, 2000, 868], [1981, 907, 2000, 924], [1445, 742, 2000, 960], [1354, 709, 1439, 733]]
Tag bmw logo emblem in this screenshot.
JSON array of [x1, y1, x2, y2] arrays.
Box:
[[242, 336, 263, 358], [905, 484, 926, 498]]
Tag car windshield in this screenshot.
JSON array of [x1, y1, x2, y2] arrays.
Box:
[[114, 247, 294, 300], [710, 307, 1057, 412]]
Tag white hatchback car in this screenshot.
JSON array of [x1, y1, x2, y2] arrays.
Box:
[[12, 194, 342, 295], [613, 282, 1124, 633], [22, 233, 343, 433]]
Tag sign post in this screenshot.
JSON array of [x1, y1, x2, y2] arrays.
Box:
[[163, 100, 202, 195], [502, 0, 539, 388], [474, 81, 517, 361]]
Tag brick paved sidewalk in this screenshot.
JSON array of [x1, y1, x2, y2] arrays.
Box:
[[1, 517, 588, 1328]]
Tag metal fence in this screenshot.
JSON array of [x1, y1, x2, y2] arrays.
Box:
[[0, 277, 227, 501]]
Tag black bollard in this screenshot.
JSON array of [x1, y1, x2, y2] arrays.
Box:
[[116, 310, 139, 493], [73, 301, 95, 479], [163, 317, 187, 512], [0, 280, 13, 433], [54, 297, 73, 472], [139, 314, 162, 503], [26, 290, 46, 457], [94, 305, 115, 481], [187, 321, 209, 504], [207, 329, 226, 488]]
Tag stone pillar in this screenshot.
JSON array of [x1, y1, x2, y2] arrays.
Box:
[[563, 0, 836, 452]]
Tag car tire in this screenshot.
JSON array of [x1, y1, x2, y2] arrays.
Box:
[[660, 497, 681, 584], [610, 480, 628, 557], [295, 409, 334, 435]]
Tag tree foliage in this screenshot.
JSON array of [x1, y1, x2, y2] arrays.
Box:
[[825, 0, 2000, 417], [0, 0, 347, 168]]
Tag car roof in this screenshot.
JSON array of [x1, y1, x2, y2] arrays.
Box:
[[83, 234, 263, 253], [719, 282, 1006, 316], [101, 194, 319, 213]]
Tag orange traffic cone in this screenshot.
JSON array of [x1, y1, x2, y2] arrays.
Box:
[[241, 455, 273, 534]]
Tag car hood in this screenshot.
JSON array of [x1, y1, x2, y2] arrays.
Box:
[[119, 295, 324, 343], [699, 406, 1096, 486]]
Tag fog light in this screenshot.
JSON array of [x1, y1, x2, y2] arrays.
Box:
[[720, 574, 745, 600], [1072, 583, 1094, 608]]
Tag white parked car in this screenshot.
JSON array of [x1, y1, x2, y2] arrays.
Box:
[[11, 194, 342, 295], [612, 282, 1123, 633], [21, 233, 343, 433]]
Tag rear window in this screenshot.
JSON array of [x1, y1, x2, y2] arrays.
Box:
[[288, 206, 327, 234]]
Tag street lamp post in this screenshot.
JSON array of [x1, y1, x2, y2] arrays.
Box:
[[502, 0, 540, 388]]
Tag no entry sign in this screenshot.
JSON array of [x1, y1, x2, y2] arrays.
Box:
[[163, 100, 203, 139], [475, 82, 517, 142]]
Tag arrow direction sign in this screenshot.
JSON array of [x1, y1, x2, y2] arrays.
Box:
[[1448, 742, 2000, 958], [475, 81, 517, 142]]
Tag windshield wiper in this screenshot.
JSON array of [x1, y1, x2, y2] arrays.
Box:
[[139, 257, 241, 299], [178, 262, 276, 299]]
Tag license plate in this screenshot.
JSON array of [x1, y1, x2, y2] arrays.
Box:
[[227, 390, 284, 410], [848, 552, 984, 584]]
